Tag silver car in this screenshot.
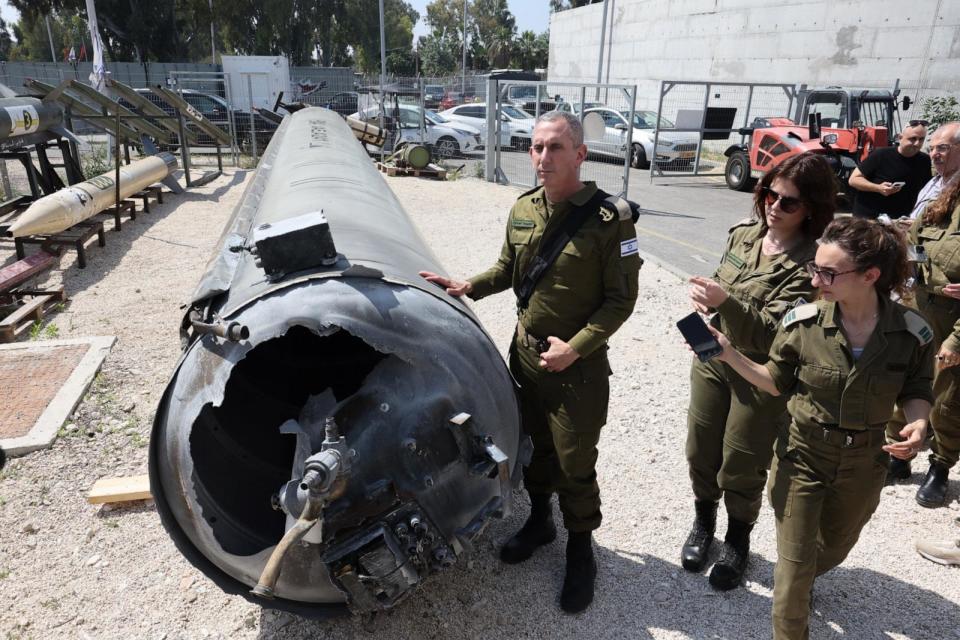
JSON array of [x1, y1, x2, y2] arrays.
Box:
[[353, 105, 483, 157], [583, 108, 700, 169]]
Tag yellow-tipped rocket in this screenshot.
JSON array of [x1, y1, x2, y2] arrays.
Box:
[[8, 153, 182, 238]]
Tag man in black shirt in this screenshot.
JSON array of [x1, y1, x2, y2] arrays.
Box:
[[849, 121, 931, 218]]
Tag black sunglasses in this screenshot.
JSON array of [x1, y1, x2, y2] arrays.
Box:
[[761, 186, 803, 214], [908, 119, 930, 127]]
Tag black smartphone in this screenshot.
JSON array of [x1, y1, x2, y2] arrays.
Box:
[[676, 312, 724, 362]]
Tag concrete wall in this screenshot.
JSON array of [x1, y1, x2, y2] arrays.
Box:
[[549, 0, 960, 112]]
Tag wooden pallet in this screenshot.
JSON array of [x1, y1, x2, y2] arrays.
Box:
[[376, 161, 447, 179], [0, 285, 67, 343]]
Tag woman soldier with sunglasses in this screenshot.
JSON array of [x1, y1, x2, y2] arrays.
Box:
[[886, 173, 960, 506], [681, 153, 836, 590], [709, 217, 934, 639]]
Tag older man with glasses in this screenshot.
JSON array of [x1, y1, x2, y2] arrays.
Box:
[[907, 121, 960, 221], [849, 120, 931, 219]]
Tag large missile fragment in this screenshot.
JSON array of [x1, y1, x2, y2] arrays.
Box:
[[7, 153, 183, 238], [149, 107, 522, 617]]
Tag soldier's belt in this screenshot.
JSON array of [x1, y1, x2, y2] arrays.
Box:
[[796, 422, 884, 449], [516, 324, 549, 354]]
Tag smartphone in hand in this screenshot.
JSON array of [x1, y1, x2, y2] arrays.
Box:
[[677, 312, 723, 362], [891, 181, 906, 188]]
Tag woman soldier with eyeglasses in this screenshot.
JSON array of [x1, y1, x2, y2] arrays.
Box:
[[709, 217, 934, 639], [681, 153, 836, 590], [886, 172, 960, 506]]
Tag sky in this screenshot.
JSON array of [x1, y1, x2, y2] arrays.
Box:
[[0, 1, 551, 42]]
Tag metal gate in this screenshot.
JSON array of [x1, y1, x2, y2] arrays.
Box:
[[485, 79, 638, 197], [651, 80, 798, 181]]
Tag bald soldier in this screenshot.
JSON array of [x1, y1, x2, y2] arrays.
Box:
[[420, 110, 642, 613]]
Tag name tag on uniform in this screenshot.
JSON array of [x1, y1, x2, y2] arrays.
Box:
[[724, 252, 745, 269], [620, 238, 639, 257], [512, 218, 535, 228]]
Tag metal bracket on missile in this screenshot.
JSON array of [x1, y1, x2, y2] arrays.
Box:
[[250, 211, 338, 281]]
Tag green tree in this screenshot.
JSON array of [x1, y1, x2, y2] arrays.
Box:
[[0, 19, 13, 61], [418, 32, 457, 76]]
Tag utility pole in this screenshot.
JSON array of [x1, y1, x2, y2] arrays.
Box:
[[45, 15, 57, 63], [209, 0, 216, 63], [461, 0, 468, 95]]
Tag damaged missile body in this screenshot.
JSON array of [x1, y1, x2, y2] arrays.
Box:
[[7, 152, 182, 237], [149, 107, 523, 617]]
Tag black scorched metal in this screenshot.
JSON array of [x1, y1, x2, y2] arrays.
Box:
[[149, 107, 522, 617]]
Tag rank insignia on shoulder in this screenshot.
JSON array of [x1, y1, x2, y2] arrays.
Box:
[[782, 303, 817, 328], [600, 196, 634, 222], [512, 218, 535, 229], [728, 217, 756, 232], [903, 309, 934, 345]]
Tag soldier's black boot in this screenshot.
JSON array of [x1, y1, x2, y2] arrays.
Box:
[[560, 531, 597, 614], [709, 518, 753, 591], [500, 493, 557, 564], [886, 456, 912, 482], [681, 500, 717, 572], [916, 462, 950, 508]]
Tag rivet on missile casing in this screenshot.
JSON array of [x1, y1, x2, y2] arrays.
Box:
[[149, 108, 526, 617]]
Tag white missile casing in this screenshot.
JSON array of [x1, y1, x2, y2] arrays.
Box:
[[8, 153, 180, 238]]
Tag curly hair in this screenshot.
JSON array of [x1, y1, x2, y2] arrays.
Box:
[[753, 152, 838, 239], [819, 217, 910, 296]]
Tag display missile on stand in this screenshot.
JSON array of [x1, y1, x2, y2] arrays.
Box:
[[0, 84, 82, 149], [7, 153, 183, 238]]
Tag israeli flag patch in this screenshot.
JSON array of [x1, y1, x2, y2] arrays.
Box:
[[620, 238, 639, 257]]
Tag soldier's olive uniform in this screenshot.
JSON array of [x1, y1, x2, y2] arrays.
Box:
[[885, 204, 960, 469], [468, 182, 642, 532], [765, 298, 934, 640], [686, 220, 817, 524]]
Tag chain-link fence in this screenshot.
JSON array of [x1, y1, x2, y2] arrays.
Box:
[[650, 81, 798, 180]]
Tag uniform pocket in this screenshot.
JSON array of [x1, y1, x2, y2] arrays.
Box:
[[865, 374, 903, 424], [715, 259, 741, 285], [798, 364, 840, 392]]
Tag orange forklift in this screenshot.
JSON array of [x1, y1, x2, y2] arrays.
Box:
[[723, 83, 912, 192]]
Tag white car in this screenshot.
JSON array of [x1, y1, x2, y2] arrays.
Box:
[[353, 104, 483, 157], [583, 107, 700, 169], [439, 104, 513, 148]]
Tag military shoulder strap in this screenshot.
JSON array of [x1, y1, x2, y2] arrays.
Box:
[[517, 185, 543, 200], [903, 309, 934, 345], [600, 194, 640, 223], [514, 189, 610, 310], [781, 302, 818, 328], [728, 217, 757, 232]]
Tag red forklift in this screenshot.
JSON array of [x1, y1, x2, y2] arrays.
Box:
[[723, 82, 912, 192]]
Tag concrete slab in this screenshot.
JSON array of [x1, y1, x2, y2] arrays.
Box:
[[0, 336, 115, 457]]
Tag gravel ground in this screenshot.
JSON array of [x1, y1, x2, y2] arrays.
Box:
[[1, 170, 958, 640]]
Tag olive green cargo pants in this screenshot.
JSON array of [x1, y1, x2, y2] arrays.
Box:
[[509, 337, 609, 532], [885, 295, 960, 468], [769, 423, 888, 640], [686, 357, 789, 524]]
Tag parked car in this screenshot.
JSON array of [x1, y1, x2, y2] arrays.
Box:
[[322, 91, 359, 117], [439, 104, 513, 148], [424, 85, 445, 110], [582, 107, 700, 169], [125, 88, 278, 153], [500, 84, 557, 114], [500, 105, 536, 149], [440, 91, 462, 111], [352, 104, 482, 157], [554, 101, 605, 116]]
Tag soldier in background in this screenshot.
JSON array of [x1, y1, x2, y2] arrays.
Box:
[[420, 110, 641, 613]]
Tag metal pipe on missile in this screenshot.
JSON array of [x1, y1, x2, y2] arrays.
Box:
[[7, 153, 183, 238], [149, 107, 522, 617]]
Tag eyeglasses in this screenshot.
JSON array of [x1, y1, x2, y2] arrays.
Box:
[[761, 186, 804, 214], [805, 262, 859, 285], [931, 143, 956, 154], [908, 119, 930, 127]]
